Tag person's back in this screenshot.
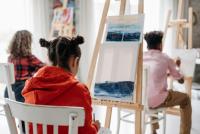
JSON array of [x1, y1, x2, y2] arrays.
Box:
[[8, 55, 44, 81], [143, 31, 191, 134], [144, 50, 182, 108], [5, 30, 44, 102], [22, 36, 100, 134], [22, 66, 98, 134]]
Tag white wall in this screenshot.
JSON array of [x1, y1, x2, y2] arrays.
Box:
[[0, 0, 52, 63]]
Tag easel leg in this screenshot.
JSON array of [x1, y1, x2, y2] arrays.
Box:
[[105, 107, 112, 128], [163, 10, 171, 44], [136, 1, 143, 133], [188, 7, 193, 49], [184, 78, 193, 98], [177, 0, 183, 19], [135, 110, 142, 134]]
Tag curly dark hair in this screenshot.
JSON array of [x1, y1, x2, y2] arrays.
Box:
[[144, 31, 163, 50]]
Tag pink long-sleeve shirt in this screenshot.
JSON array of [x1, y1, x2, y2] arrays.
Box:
[[143, 50, 183, 108]]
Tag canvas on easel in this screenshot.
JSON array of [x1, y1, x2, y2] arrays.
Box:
[[171, 49, 197, 77], [169, 49, 197, 98], [93, 15, 144, 102]]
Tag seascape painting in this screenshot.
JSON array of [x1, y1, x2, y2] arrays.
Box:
[[94, 81, 134, 102], [104, 15, 144, 43], [106, 24, 141, 42]]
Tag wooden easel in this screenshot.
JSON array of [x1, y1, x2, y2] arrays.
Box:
[[86, 0, 144, 133], [163, 0, 193, 116], [163, 0, 193, 49]]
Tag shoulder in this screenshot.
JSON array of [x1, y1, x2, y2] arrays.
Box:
[[28, 55, 43, 62], [76, 83, 90, 93], [161, 53, 176, 67], [162, 53, 169, 58], [33, 66, 48, 77], [143, 51, 149, 56], [73, 82, 92, 99], [74, 82, 92, 105], [29, 55, 44, 64], [8, 55, 13, 62], [162, 53, 174, 61], [159, 53, 172, 60], [29, 54, 39, 60]]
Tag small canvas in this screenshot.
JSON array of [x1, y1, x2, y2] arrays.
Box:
[[50, 6, 74, 38], [93, 15, 144, 102], [59, 0, 75, 8], [104, 15, 144, 44], [52, 8, 73, 25], [171, 49, 197, 77]]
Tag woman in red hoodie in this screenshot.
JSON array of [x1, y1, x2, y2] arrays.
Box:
[[22, 36, 100, 134]]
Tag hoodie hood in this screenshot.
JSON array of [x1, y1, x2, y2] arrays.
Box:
[[22, 66, 79, 104]]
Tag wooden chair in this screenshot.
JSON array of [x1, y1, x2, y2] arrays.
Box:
[[3, 99, 85, 134], [0, 63, 15, 100], [117, 66, 166, 134], [141, 66, 166, 134], [0, 63, 15, 116]]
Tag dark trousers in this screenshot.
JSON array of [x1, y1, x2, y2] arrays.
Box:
[[4, 80, 25, 102], [151, 90, 192, 134]]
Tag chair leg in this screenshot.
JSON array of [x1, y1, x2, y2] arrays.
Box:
[[116, 108, 121, 134], [18, 120, 24, 134], [142, 110, 146, 134], [163, 112, 166, 134]]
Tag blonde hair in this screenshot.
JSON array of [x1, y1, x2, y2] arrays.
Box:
[[8, 30, 32, 57]]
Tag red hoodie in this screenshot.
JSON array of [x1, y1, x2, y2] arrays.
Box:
[[22, 66, 98, 134]]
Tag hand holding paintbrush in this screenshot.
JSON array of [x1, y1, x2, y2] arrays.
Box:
[[93, 113, 101, 130]]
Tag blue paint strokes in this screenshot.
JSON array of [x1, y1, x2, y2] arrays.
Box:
[[94, 81, 134, 101]]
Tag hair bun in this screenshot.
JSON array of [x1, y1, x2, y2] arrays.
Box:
[[40, 38, 50, 48], [71, 36, 84, 45]]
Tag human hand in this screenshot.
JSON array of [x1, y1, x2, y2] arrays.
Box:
[[93, 120, 101, 130], [175, 57, 181, 67], [178, 77, 184, 84]]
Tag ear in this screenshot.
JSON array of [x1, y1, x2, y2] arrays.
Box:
[[157, 43, 162, 51], [72, 57, 80, 67]]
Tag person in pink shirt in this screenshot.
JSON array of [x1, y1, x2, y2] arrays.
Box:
[[143, 31, 191, 134]]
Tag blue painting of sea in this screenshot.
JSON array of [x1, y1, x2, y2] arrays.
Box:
[[94, 81, 134, 102], [106, 23, 142, 42]]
